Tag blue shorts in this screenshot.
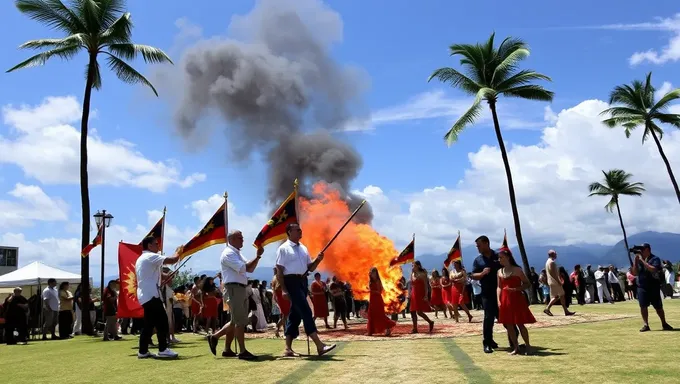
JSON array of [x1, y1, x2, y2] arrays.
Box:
[[637, 287, 663, 309]]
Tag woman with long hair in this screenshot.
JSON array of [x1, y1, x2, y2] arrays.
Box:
[[497, 249, 536, 355], [330, 277, 348, 330], [440, 267, 453, 318], [429, 270, 446, 318], [449, 260, 473, 322], [57, 282, 74, 339], [271, 270, 290, 338], [367, 267, 396, 336], [410, 261, 434, 333]]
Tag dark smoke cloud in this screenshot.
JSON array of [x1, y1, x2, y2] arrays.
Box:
[[167, 0, 373, 223]]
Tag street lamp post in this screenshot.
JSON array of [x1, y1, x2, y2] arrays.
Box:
[[93, 210, 114, 299]]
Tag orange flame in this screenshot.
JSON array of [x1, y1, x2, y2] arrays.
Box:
[[299, 182, 406, 313]]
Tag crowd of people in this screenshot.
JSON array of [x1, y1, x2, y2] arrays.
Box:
[[0, 232, 677, 360]]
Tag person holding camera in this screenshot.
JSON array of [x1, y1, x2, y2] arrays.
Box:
[[631, 243, 673, 332]]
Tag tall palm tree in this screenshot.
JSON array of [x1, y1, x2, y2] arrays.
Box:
[[7, 0, 172, 334], [588, 169, 645, 266], [601, 72, 680, 205], [428, 33, 553, 288]]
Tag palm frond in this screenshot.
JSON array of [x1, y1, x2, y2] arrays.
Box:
[[501, 85, 554, 101], [19, 33, 88, 49], [444, 88, 493, 146], [106, 43, 173, 65], [642, 72, 655, 107], [99, 11, 132, 45], [74, 0, 102, 33], [652, 112, 680, 129], [6, 44, 81, 72], [427, 67, 481, 95], [15, 0, 85, 33], [494, 70, 551, 92], [588, 169, 644, 212], [491, 37, 529, 85], [104, 53, 159, 96], [449, 43, 486, 84], [87, 59, 102, 90], [651, 89, 680, 113], [95, 0, 126, 29]]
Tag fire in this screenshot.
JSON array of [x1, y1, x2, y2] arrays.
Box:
[[299, 182, 406, 313]]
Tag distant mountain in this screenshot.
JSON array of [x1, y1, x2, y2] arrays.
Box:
[[603, 231, 680, 266]]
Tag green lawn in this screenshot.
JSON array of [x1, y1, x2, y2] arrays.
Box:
[[3, 300, 679, 384]]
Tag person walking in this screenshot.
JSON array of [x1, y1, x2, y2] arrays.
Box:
[[631, 244, 673, 332]]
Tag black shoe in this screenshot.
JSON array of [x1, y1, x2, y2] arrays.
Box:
[[640, 324, 650, 332], [222, 350, 237, 358], [207, 336, 217, 356], [238, 351, 258, 361], [662, 323, 674, 331], [483, 345, 493, 354], [489, 341, 499, 349]]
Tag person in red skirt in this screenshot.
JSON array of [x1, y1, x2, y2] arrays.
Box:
[[450, 260, 473, 323], [441, 267, 454, 318], [429, 270, 446, 318], [272, 270, 290, 338], [410, 261, 434, 333], [310, 273, 330, 328], [497, 248, 536, 355], [367, 267, 396, 336]]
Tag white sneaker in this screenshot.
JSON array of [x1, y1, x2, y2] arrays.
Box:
[[157, 348, 178, 358], [137, 352, 156, 359]]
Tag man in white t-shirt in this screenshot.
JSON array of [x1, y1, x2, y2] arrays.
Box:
[[275, 223, 336, 357], [135, 236, 182, 359], [41, 278, 59, 340]]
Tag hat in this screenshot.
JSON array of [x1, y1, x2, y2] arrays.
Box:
[[597, 265, 603, 269]]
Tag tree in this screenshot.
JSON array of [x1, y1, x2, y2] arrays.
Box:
[[601, 72, 680, 205], [588, 169, 645, 266], [428, 33, 553, 292], [7, 0, 172, 334], [172, 269, 195, 289]]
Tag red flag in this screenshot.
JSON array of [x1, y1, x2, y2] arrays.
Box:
[[253, 189, 297, 248], [139, 214, 165, 252], [390, 237, 415, 267], [179, 202, 227, 260], [81, 224, 103, 258], [502, 229, 508, 249], [444, 234, 462, 268], [117, 242, 144, 318]]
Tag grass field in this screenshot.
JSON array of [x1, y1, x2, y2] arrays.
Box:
[[3, 300, 679, 384]]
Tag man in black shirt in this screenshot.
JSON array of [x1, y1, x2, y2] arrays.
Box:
[[631, 243, 673, 332]]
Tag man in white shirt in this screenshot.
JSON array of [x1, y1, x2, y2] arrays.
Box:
[[543, 250, 575, 317], [594, 265, 614, 304], [207, 229, 263, 360], [135, 236, 182, 359], [41, 278, 59, 340], [276, 223, 336, 357]]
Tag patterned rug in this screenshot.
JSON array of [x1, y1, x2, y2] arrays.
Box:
[[244, 310, 635, 342]]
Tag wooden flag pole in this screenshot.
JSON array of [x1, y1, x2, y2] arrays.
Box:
[[318, 199, 367, 255], [161, 206, 167, 255]]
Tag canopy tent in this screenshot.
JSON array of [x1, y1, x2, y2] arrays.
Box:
[[0, 261, 82, 288]]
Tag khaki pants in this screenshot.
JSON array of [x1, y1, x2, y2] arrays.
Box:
[[103, 316, 118, 340]]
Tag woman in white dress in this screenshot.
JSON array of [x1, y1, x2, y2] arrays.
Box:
[[249, 280, 268, 331]]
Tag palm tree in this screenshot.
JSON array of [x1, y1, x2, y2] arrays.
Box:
[[588, 169, 645, 266], [601, 72, 680, 205], [7, 0, 172, 334], [428, 33, 553, 289]]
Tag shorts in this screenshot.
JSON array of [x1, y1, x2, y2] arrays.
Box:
[[549, 283, 564, 299], [637, 287, 663, 309], [224, 284, 249, 327]]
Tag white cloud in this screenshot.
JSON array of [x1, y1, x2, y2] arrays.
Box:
[[0, 96, 206, 193], [344, 90, 547, 132], [655, 81, 673, 101], [355, 99, 680, 254], [597, 14, 680, 66], [0, 184, 69, 228]]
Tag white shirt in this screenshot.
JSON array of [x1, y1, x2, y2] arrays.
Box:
[[594, 270, 606, 286], [275, 239, 312, 275], [135, 250, 167, 305], [42, 287, 59, 311], [221, 245, 248, 285], [665, 269, 675, 285], [607, 271, 619, 284]]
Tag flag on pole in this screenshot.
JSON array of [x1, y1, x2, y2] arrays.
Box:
[[139, 209, 165, 252], [179, 199, 227, 260], [389, 235, 415, 267], [253, 184, 298, 248], [502, 228, 508, 249], [444, 232, 462, 267], [81, 224, 103, 258], [117, 242, 144, 318]]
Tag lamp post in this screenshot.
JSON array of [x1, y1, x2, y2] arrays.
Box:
[[93, 210, 114, 296]]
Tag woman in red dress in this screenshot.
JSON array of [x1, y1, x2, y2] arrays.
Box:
[[201, 277, 219, 333], [410, 261, 434, 333], [367, 267, 397, 336], [310, 272, 330, 328], [449, 260, 473, 323], [441, 267, 454, 319], [429, 270, 446, 318], [497, 248, 536, 355], [272, 272, 290, 338]]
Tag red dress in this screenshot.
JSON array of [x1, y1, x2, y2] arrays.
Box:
[[409, 276, 431, 312], [274, 286, 290, 316], [441, 277, 451, 304], [498, 274, 536, 325], [202, 294, 218, 318], [311, 280, 329, 317], [430, 278, 444, 306], [367, 281, 396, 334], [450, 272, 469, 305]]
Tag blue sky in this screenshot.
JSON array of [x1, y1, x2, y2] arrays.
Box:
[[1, 0, 680, 278]]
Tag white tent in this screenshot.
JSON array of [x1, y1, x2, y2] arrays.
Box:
[[0, 261, 82, 288]]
